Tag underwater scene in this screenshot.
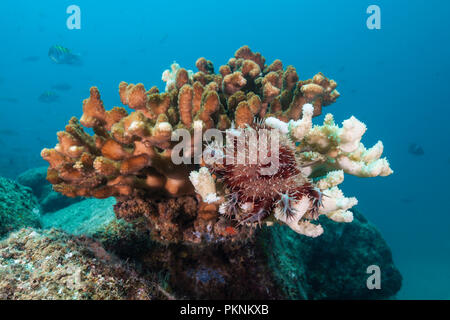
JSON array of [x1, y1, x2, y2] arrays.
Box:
[[0, 0, 448, 301]]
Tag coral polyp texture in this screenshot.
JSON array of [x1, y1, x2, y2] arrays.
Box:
[[195, 103, 392, 238], [41, 46, 392, 243]]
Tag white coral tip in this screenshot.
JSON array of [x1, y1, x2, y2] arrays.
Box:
[[295, 221, 324, 238], [363, 141, 384, 162], [339, 116, 367, 153], [156, 122, 172, 132], [302, 103, 314, 116], [265, 117, 289, 134], [204, 193, 221, 204], [328, 210, 354, 223], [189, 167, 217, 201], [316, 170, 344, 190]]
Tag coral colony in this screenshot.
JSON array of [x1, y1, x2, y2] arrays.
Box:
[[41, 46, 393, 243]]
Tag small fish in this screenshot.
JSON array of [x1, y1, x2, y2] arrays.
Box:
[[400, 197, 414, 204], [408, 143, 424, 156], [38, 91, 59, 103], [0, 97, 19, 103], [48, 45, 82, 65], [51, 82, 72, 91], [0, 129, 18, 136], [22, 56, 40, 62], [159, 33, 169, 44]]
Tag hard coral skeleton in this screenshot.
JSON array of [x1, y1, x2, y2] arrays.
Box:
[[42, 46, 392, 242]]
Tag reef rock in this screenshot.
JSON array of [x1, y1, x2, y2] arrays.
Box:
[[0, 228, 163, 300], [260, 209, 402, 299], [135, 208, 402, 299], [41, 197, 116, 236], [0, 176, 40, 238], [17, 167, 83, 213], [40, 197, 401, 299], [41, 197, 152, 260]]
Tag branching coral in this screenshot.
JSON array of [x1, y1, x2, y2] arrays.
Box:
[[266, 104, 393, 178], [192, 103, 392, 238], [41, 46, 391, 243]]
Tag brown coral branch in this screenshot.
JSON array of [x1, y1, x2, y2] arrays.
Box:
[[42, 46, 340, 244]]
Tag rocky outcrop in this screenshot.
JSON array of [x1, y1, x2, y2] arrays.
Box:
[[41, 198, 116, 236], [260, 210, 402, 299], [0, 192, 402, 299], [0, 228, 167, 300], [0, 177, 40, 238], [61, 198, 402, 299]]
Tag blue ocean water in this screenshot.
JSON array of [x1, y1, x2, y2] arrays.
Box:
[[0, 0, 448, 299]]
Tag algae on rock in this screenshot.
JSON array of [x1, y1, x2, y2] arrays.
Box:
[[0, 176, 40, 238], [41, 197, 116, 236], [0, 228, 162, 300], [259, 209, 402, 299], [8, 193, 402, 300]]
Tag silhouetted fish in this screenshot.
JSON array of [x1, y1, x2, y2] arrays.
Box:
[[0, 97, 19, 103], [408, 143, 424, 156], [48, 45, 82, 66], [159, 33, 169, 44], [11, 147, 30, 153], [10, 147, 28, 153], [0, 129, 19, 136], [22, 56, 40, 62], [51, 83, 72, 91], [400, 197, 414, 204], [38, 91, 59, 103]]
